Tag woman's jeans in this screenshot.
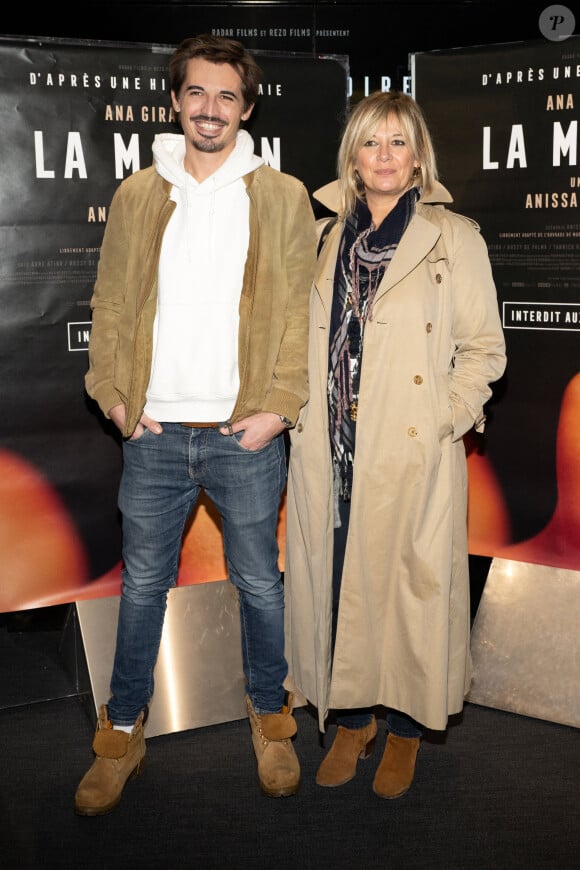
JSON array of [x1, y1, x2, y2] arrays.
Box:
[[332, 497, 422, 739], [108, 423, 288, 725]]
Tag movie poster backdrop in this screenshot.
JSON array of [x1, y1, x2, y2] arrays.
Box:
[[3, 26, 579, 613], [0, 35, 347, 612], [414, 37, 580, 571]]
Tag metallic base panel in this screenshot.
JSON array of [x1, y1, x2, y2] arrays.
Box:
[[467, 558, 580, 729], [75, 581, 247, 738]]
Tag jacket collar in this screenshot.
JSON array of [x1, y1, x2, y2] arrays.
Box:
[[313, 179, 453, 214], [314, 184, 447, 313]]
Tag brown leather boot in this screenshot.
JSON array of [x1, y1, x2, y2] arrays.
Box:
[[372, 733, 420, 799], [246, 694, 300, 797], [74, 704, 146, 816], [316, 718, 377, 787]]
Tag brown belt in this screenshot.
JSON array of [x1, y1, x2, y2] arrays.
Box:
[[181, 421, 221, 429]]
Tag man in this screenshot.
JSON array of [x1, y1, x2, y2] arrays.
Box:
[[75, 34, 316, 815]]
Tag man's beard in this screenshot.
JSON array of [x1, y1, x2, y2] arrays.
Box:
[[189, 115, 227, 154], [192, 137, 225, 154]]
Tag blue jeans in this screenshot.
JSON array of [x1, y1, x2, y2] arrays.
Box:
[[332, 497, 422, 740], [336, 709, 422, 738], [108, 423, 288, 725]]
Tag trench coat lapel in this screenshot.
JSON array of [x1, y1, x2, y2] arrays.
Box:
[[314, 211, 442, 316], [313, 223, 341, 316], [372, 212, 442, 305]]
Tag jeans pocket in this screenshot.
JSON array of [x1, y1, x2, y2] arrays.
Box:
[[126, 426, 153, 443], [229, 430, 274, 454]]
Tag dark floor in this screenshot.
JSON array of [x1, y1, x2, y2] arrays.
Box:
[[1, 577, 579, 870]]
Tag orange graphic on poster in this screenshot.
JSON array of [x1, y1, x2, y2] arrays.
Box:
[[0, 449, 89, 612], [3, 372, 578, 613], [467, 372, 580, 572], [0, 449, 287, 613], [494, 372, 580, 570]]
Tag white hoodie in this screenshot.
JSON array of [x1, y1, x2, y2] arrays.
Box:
[[143, 130, 264, 423]]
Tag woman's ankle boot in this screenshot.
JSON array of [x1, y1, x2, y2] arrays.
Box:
[[316, 717, 377, 787], [372, 733, 420, 799]]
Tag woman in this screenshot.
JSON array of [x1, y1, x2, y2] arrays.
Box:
[[284, 91, 506, 798]]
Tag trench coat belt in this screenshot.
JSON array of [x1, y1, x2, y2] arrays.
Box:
[[181, 421, 222, 428]]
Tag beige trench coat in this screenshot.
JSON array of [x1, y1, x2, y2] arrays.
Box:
[[284, 181, 507, 732]]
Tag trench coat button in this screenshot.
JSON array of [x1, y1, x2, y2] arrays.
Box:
[[408, 426, 418, 437], [296, 422, 303, 433], [435, 273, 442, 283], [426, 322, 433, 333], [413, 375, 423, 385]]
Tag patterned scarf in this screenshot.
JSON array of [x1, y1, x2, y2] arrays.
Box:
[[328, 186, 420, 520]]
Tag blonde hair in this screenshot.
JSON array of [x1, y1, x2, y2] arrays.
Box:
[[337, 90, 438, 217]]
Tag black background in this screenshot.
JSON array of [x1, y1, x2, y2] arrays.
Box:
[[2, 1, 556, 98]]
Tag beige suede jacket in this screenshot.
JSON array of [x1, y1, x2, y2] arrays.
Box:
[[85, 164, 317, 438]]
